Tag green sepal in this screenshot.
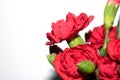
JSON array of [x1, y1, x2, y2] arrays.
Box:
[[77, 60, 95, 74], [46, 54, 56, 65], [104, 2, 119, 29], [67, 35, 84, 47], [99, 47, 108, 56]]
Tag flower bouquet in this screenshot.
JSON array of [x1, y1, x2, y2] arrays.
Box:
[[45, 0, 120, 80]]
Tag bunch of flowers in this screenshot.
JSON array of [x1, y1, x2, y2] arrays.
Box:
[[45, 0, 120, 80]]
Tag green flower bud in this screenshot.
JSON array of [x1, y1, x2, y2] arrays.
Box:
[[104, 2, 119, 29], [67, 35, 84, 47], [77, 60, 95, 74]]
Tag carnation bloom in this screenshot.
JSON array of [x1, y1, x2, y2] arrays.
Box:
[[107, 39, 120, 62], [98, 56, 119, 80], [85, 25, 117, 49], [46, 12, 94, 45], [53, 44, 99, 80]]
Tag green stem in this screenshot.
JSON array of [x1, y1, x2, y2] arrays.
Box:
[[103, 29, 109, 49], [99, 29, 109, 56], [118, 32, 120, 39]]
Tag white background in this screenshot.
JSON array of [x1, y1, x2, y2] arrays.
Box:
[[0, 0, 120, 80]]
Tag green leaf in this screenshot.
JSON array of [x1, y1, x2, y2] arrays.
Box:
[[46, 54, 56, 65]]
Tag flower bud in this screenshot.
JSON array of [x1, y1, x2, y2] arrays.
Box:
[[77, 60, 95, 74], [67, 35, 84, 47], [104, 0, 119, 29]]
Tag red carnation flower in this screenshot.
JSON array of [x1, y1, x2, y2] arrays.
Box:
[[85, 25, 117, 49], [98, 56, 119, 80], [108, 39, 120, 62], [53, 44, 99, 80], [46, 12, 94, 45]]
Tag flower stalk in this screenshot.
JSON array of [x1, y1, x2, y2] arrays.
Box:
[[103, 29, 109, 49], [100, 29, 109, 56]]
